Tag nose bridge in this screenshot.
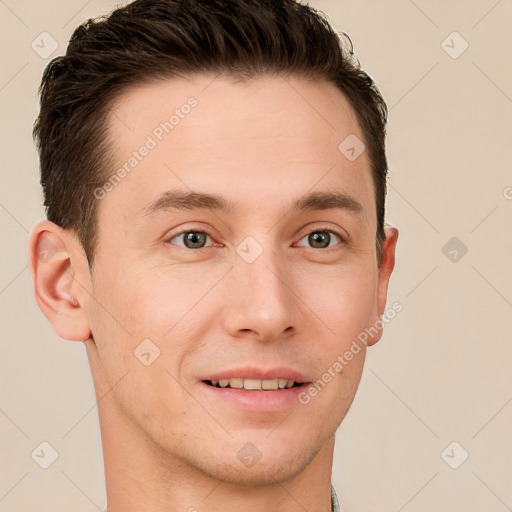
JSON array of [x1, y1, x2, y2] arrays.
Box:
[[222, 236, 301, 340]]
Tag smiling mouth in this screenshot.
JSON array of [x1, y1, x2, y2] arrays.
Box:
[[203, 378, 305, 390]]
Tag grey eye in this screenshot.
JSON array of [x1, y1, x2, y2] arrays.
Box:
[[296, 230, 341, 249], [171, 231, 212, 249]]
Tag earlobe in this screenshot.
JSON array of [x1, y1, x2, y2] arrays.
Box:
[[28, 220, 92, 342], [366, 226, 399, 347]]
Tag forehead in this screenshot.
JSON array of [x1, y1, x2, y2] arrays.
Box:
[[102, 74, 375, 224]]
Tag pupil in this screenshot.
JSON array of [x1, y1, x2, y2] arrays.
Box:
[[185, 232, 206, 248], [309, 231, 329, 248]]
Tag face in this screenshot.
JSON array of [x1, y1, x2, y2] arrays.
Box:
[[79, 75, 395, 484]]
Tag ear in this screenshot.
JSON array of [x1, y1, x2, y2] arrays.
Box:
[[28, 220, 92, 342], [366, 226, 399, 347]]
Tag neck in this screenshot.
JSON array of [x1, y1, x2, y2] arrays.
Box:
[[101, 404, 334, 511], [86, 341, 335, 512]]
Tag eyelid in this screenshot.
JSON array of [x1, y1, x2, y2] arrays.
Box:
[[296, 223, 348, 240]]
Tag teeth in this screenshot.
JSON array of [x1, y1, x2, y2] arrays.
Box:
[[244, 378, 262, 390], [261, 379, 279, 390], [208, 378, 299, 390], [229, 378, 244, 389]]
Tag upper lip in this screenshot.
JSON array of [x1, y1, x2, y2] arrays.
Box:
[[201, 367, 309, 383]]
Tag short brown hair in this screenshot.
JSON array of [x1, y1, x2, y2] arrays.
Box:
[[33, 0, 388, 265]]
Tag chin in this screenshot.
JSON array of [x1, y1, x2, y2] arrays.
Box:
[[188, 438, 325, 487], [199, 458, 307, 487]]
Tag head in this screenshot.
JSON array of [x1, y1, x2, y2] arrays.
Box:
[[30, 0, 398, 487]]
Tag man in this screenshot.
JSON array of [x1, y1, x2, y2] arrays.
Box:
[[29, 0, 398, 510]]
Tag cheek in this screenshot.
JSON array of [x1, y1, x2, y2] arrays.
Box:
[[294, 263, 376, 407], [90, 260, 179, 338], [86, 268, 194, 432], [87, 260, 222, 378], [297, 262, 378, 346], [86, 262, 162, 384]]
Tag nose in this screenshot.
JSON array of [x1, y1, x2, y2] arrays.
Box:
[[221, 244, 303, 343]]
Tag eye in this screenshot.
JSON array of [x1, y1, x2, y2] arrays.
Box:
[[296, 229, 342, 249], [167, 228, 343, 250], [169, 230, 214, 249]]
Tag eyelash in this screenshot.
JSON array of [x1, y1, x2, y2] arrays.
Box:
[[167, 226, 345, 251]]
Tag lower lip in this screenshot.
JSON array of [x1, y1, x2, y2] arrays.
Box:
[[200, 382, 308, 412]]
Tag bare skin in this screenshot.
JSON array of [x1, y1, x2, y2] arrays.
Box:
[[29, 75, 398, 512]]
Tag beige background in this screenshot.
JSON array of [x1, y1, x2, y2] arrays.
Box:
[[1, 0, 511, 510]]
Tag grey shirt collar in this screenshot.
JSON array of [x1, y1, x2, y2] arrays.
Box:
[[331, 484, 340, 512]]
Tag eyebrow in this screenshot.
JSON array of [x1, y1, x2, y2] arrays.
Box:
[[142, 189, 364, 217]]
